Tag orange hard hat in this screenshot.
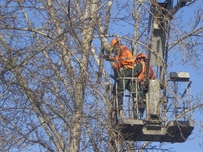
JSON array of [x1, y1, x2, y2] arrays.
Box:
[[136, 53, 147, 59], [110, 38, 119, 47]]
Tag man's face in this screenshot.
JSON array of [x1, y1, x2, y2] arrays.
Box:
[[114, 48, 121, 55], [112, 43, 121, 55]]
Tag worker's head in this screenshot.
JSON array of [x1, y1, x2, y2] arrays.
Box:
[[110, 38, 120, 47], [136, 53, 147, 62]]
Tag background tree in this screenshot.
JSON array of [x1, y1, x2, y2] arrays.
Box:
[[0, 0, 202, 152]]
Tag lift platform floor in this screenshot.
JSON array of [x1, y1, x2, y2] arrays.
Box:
[[116, 119, 194, 143]]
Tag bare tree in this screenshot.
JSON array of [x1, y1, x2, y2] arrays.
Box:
[[0, 0, 202, 152]]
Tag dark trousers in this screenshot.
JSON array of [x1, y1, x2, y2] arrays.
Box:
[[116, 68, 133, 109], [113, 68, 145, 111]]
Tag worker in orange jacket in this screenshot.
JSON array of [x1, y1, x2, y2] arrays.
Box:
[[110, 38, 135, 116], [134, 53, 155, 118]]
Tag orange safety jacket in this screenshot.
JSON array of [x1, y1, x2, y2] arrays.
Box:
[[113, 46, 135, 72], [138, 61, 156, 81]]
